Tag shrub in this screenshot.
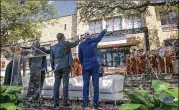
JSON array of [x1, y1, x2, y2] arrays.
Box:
[[0, 85, 22, 110], [119, 80, 178, 110]]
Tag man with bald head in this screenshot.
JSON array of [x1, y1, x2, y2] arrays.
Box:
[[50, 33, 80, 107], [78, 29, 107, 108]]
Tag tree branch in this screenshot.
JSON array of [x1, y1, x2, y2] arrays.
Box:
[[77, 0, 179, 22], [150, 1, 179, 6]]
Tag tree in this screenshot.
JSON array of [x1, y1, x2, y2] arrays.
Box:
[[77, 0, 178, 50], [1, 0, 58, 46], [77, 0, 179, 22]]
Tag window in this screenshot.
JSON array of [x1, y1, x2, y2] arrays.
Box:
[[160, 11, 178, 30], [89, 20, 102, 34], [106, 18, 122, 31], [106, 19, 113, 31], [134, 16, 142, 28], [125, 16, 142, 29], [89, 22, 95, 34], [98, 47, 130, 67], [114, 18, 121, 30], [64, 24, 66, 30], [164, 39, 178, 47], [126, 17, 133, 29]]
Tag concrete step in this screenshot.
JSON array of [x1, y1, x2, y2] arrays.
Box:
[[124, 79, 178, 85], [124, 81, 151, 85], [124, 84, 152, 88]]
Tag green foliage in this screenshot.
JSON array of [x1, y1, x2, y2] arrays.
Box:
[[152, 80, 169, 93], [0, 85, 22, 110], [154, 93, 175, 105], [1, 76, 5, 83], [5, 86, 22, 94], [120, 104, 148, 110], [77, 1, 144, 22], [1, 93, 16, 103], [1, 0, 58, 46], [1, 85, 7, 93], [165, 88, 178, 99], [77, 1, 178, 22], [155, 5, 178, 20], [120, 80, 178, 110], [0, 103, 17, 110]]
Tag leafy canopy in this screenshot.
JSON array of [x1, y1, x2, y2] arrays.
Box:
[[1, 0, 58, 46], [77, 0, 179, 22]]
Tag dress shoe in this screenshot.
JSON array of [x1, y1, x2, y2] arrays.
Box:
[[93, 104, 100, 109], [54, 103, 59, 108], [62, 102, 70, 106], [81, 104, 88, 108]]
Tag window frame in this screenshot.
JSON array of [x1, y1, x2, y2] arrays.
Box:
[[106, 17, 122, 31], [89, 20, 102, 34], [160, 11, 178, 31], [98, 47, 130, 67], [125, 16, 142, 29]]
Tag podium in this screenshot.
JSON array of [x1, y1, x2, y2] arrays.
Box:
[[10, 46, 49, 103]]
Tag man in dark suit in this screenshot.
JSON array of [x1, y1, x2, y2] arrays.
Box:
[[50, 33, 79, 107], [4, 60, 13, 85], [4, 47, 14, 85], [78, 29, 107, 108]]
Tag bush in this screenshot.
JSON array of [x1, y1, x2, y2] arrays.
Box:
[[120, 80, 178, 110], [0, 85, 22, 110], [0, 76, 5, 84]]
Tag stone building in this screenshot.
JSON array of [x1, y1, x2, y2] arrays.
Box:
[[75, 6, 178, 73], [39, 14, 77, 53], [36, 6, 177, 55], [1, 6, 178, 76], [76, 6, 178, 49]]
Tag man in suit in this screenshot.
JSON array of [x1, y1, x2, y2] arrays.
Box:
[[4, 46, 15, 85], [50, 33, 79, 107], [78, 29, 107, 108]]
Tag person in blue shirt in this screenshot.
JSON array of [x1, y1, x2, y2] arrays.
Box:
[[78, 29, 107, 108]]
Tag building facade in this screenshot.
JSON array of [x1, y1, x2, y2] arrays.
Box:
[[76, 6, 178, 73], [1, 6, 178, 76], [39, 14, 77, 53], [77, 6, 178, 48]]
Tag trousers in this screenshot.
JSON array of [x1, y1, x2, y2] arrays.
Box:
[[83, 66, 99, 105], [53, 66, 70, 105]]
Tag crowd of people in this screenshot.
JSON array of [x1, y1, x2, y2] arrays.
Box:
[[126, 45, 178, 74]]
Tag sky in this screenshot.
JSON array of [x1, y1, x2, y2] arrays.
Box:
[[48, 1, 77, 17]]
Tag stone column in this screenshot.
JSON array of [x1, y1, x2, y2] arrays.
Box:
[[145, 6, 161, 49]]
